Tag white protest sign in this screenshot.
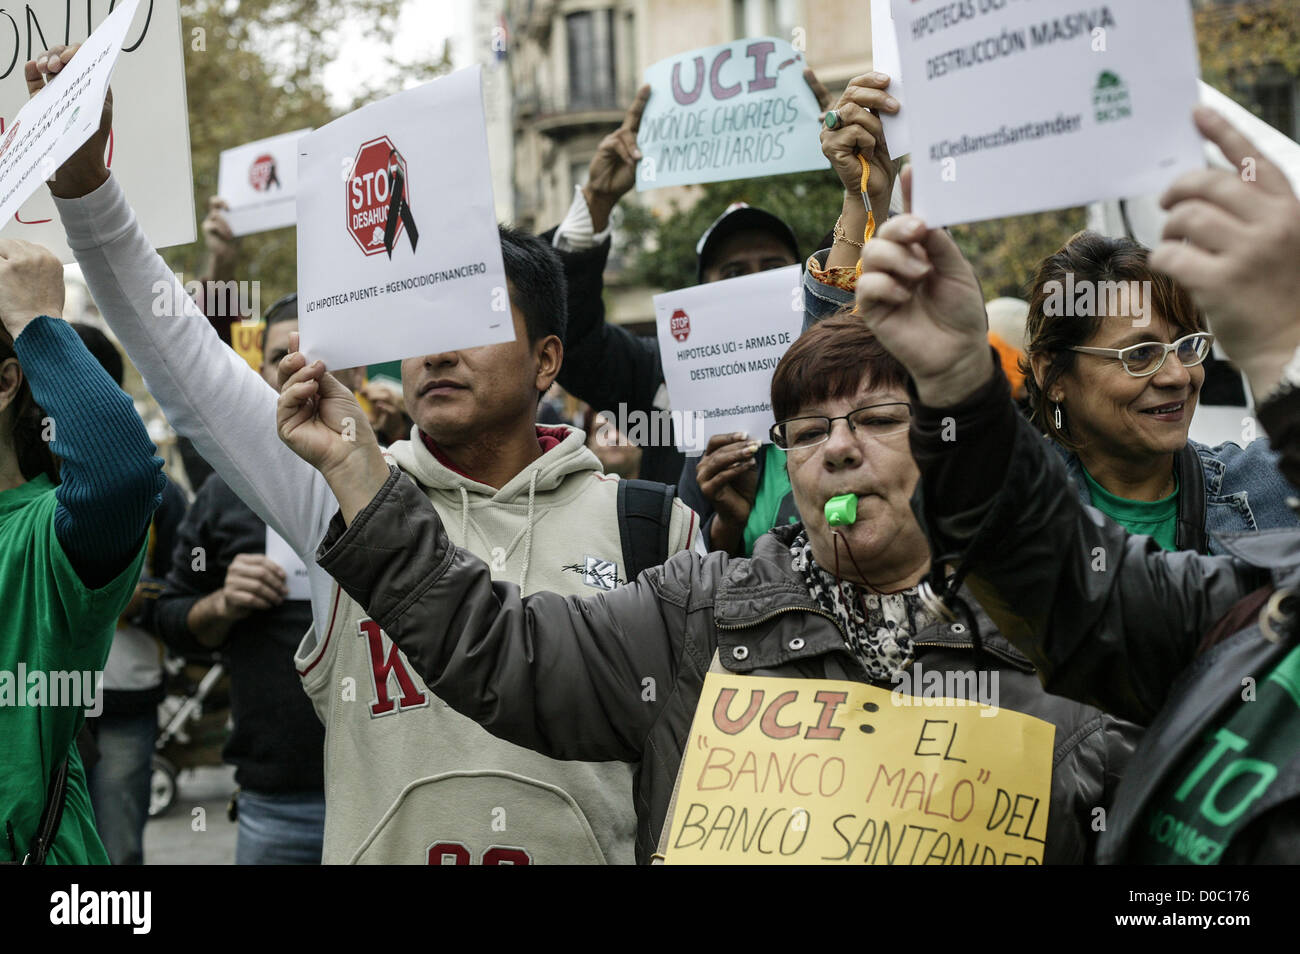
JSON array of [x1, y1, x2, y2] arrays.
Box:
[[0, 0, 137, 227], [0, 0, 194, 262], [218, 129, 310, 236], [265, 527, 311, 602], [636, 37, 829, 190], [296, 65, 511, 369], [655, 265, 802, 454], [895, 0, 1204, 227], [871, 0, 911, 159]]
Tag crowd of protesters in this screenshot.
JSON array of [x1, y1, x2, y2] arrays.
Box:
[[3, 37, 1299, 867]]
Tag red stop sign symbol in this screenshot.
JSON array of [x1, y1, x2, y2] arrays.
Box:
[[670, 308, 690, 343], [248, 154, 278, 191], [346, 135, 410, 256]]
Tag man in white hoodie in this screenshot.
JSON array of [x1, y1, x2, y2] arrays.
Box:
[[33, 45, 698, 864]]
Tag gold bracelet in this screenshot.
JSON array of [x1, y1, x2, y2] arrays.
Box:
[[833, 214, 865, 249]]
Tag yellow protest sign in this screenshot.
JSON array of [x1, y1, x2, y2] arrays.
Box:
[[664, 672, 1056, 865], [230, 321, 264, 372]]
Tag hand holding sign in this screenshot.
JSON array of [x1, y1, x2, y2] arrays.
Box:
[[276, 331, 389, 527], [1151, 107, 1300, 401], [854, 168, 991, 409], [0, 239, 66, 339], [819, 71, 898, 210], [696, 431, 760, 555], [276, 331, 378, 476], [215, 553, 288, 619], [201, 197, 239, 275], [25, 44, 112, 200]]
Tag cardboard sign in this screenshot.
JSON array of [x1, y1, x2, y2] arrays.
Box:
[[296, 65, 511, 369], [0, 0, 194, 261], [663, 672, 1056, 865], [0, 0, 137, 229], [894, 0, 1204, 227], [218, 129, 310, 236], [871, 0, 911, 159], [636, 37, 829, 190], [654, 265, 802, 454], [230, 320, 263, 372], [265, 526, 311, 601]]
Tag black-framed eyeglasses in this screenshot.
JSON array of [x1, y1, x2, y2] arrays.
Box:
[[1070, 331, 1214, 378], [770, 402, 913, 451]]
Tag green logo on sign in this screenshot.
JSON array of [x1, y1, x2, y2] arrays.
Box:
[[1093, 71, 1132, 124]]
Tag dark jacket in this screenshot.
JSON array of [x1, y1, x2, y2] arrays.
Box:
[[314, 467, 1137, 865], [546, 230, 686, 486], [155, 475, 322, 794], [910, 364, 1300, 863]]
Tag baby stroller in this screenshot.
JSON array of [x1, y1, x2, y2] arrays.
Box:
[[148, 650, 232, 817]]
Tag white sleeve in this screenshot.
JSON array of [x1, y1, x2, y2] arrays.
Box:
[[552, 185, 613, 252], [54, 175, 336, 565]]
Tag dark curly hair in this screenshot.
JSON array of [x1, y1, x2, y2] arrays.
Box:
[[0, 326, 59, 484]]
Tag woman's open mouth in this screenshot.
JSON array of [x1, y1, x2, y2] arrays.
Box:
[[1139, 400, 1186, 422]]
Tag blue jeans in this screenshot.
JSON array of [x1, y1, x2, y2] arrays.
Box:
[[87, 711, 156, 865], [235, 788, 325, 865]]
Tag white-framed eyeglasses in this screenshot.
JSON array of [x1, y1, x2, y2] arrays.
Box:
[[1069, 332, 1215, 378], [770, 402, 913, 451]]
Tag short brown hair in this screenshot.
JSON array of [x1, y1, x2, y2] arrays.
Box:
[[1021, 231, 1205, 451], [771, 313, 910, 424]]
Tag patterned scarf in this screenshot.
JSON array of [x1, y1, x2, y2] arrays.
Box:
[[789, 530, 932, 681]]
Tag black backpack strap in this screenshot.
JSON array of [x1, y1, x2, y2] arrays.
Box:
[[24, 756, 70, 865], [617, 479, 677, 584], [1174, 442, 1209, 555]]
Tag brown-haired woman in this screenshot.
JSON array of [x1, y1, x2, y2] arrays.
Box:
[[1023, 231, 1297, 553], [273, 315, 1139, 865]]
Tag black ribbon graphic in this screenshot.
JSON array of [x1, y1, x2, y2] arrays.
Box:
[[383, 149, 419, 258], [265, 159, 280, 189]]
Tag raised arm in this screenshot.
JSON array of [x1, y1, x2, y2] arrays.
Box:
[[855, 164, 1265, 726], [319, 467, 692, 761], [812, 71, 898, 272], [908, 363, 1257, 724], [548, 221, 661, 418], [0, 242, 164, 589], [275, 350, 696, 761], [32, 46, 335, 566]]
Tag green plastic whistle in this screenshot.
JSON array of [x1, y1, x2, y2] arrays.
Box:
[[824, 494, 858, 527]]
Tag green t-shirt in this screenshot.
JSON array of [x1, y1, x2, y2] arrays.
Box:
[[743, 445, 799, 556], [1133, 643, 1300, 863], [0, 476, 146, 864], [1082, 467, 1179, 552]]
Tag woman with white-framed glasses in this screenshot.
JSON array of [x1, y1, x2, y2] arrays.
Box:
[[1023, 231, 1298, 554]]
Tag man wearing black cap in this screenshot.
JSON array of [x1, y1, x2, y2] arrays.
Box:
[[692, 202, 801, 285], [548, 83, 816, 486]]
